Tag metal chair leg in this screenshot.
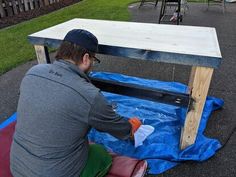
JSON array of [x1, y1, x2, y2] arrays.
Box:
[[222, 0, 226, 13], [155, 0, 159, 7], [177, 0, 181, 25], [159, 0, 166, 23], [139, 0, 145, 8]]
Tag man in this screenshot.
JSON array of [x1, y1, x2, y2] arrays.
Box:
[[10, 29, 142, 177]]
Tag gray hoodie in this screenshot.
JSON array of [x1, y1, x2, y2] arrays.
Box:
[[10, 60, 131, 177]]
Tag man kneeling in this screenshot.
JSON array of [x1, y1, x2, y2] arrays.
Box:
[[10, 29, 141, 177]]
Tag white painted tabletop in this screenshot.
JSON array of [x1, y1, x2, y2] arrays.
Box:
[[29, 18, 221, 59]]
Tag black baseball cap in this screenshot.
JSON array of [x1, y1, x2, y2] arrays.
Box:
[[64, 29, 100, 63]]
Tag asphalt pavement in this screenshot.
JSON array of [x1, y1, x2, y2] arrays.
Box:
[[0, 2, 235, 177]]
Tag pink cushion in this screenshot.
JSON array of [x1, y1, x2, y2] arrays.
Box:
[[0, 122, 147, 177], [106, 154, 147, 177], [0, 122, 15, 177]]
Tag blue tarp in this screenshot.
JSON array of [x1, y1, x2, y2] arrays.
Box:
[[0, 72, 223, 175], [0, 112, 16, 129], [88, 72, 224, 174]]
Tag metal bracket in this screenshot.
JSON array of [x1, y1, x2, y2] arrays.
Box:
[[90, 77, 195, 109]]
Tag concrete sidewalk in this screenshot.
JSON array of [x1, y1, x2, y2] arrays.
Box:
[[0, 2, 235, 177]]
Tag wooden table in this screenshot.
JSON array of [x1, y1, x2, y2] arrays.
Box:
[[28, 18, 222, 149]]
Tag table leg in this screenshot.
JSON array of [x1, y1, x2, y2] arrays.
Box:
[[180, 66, 214, 150], [34, 45, 51, 64]]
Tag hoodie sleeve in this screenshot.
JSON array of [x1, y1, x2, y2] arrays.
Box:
[[88, 92, 132, 140]]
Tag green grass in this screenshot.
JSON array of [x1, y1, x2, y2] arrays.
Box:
[[0, 0, 135, 75]]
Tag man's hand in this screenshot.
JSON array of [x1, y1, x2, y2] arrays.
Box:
[[128, 117, 142, 137]]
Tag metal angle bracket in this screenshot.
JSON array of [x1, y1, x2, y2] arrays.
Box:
[[90, 77, 195, 109]]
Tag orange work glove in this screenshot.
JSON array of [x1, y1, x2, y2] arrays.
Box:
[[128, 117, 142, 137]]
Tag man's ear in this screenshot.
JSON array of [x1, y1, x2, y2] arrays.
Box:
[[78, 53, 91, 72], [81, 53, 90, 66]]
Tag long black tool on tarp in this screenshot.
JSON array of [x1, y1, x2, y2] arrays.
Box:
[[90, 77, 194, 110]]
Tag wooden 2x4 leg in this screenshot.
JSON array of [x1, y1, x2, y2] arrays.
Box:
[[181, 66, 214, 149], [34, 45, 50, 64]]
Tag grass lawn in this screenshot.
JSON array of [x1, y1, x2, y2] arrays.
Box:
[[0, 0, 135, 75]]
